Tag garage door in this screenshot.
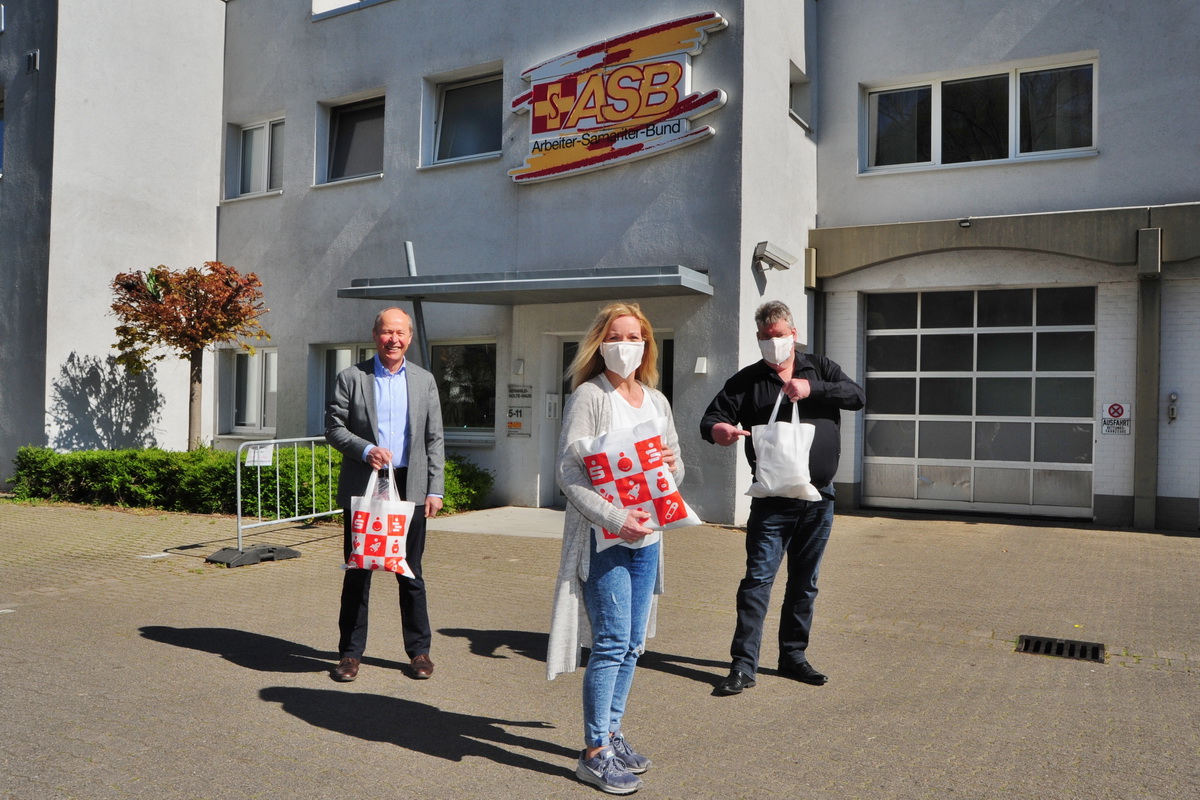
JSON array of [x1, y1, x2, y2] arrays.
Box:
[[862, 286, 1095, 517]]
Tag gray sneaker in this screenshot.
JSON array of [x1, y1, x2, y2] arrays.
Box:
[[609, 731, 651, 774], [575, 747, 643, 794]]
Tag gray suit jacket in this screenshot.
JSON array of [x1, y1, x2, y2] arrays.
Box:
[[325, 357, 446, 509]]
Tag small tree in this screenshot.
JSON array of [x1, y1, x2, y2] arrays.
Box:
[[111, 261, 268, 449]]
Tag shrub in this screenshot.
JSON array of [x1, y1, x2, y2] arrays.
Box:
[[9, 445, 495, 516]]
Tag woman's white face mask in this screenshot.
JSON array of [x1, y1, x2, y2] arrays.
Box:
[[758, 336, 795, 366], [601, 341, 645, 379]]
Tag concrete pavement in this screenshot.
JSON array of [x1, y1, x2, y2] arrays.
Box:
[[1, 501, 1197, 799]]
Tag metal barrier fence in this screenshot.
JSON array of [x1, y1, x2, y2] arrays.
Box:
[[206, 436, 340, 567]]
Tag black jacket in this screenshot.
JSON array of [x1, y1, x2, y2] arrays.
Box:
[[700, 353, 865, 489]]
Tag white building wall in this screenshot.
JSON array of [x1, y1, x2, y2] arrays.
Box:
[[1158, 276, 1200, 502], [42, 0, 225, 451], [1092, 280, 1137, 502], [814, 0, 1200, 227]]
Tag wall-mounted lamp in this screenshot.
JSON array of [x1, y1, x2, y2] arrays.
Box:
[[958, 218, 972, 228], [513, 359, 525, 376], [694, 357, 708, 375], [753, 240, 798, 271]]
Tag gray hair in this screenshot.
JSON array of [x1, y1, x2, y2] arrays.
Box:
[[754, 300, 794, 330]]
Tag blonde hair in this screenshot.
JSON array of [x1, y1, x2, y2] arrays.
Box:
[[567, 302, 660, 390]]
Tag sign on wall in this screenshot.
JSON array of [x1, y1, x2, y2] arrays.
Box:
[[509, 11, 728, 183], [1101, 402, 1131, 435], [507, 384, 533, 437]]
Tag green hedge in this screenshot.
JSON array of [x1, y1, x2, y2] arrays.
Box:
[[9, 446, 494, 517]]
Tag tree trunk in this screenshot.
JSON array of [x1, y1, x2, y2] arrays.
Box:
[[188, 349, 204, 450]]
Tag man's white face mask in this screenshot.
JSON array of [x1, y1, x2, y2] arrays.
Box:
[[758, 336, 795, 366], [600, 341, 645, 379]]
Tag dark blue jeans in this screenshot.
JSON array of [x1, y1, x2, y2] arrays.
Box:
[[730, 496, 834, 677]]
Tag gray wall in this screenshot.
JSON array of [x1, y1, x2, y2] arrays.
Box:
[[814, 0, 1200, 227], [0, 0, 58, 484]]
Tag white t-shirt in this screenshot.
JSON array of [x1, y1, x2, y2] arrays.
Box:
[[597, 376, 662, 550]]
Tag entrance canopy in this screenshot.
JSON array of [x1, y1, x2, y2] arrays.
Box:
[[337, 265, 713, 305]]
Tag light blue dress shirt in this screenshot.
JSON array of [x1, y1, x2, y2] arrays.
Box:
[[362, 355, 410, 468]]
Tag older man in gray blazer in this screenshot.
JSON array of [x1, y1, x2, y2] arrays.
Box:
[[325, 307, 445, 682]]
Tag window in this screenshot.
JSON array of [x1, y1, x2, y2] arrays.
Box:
[[431, 342, 496, 434], [238, 119, 284, 195], [327, 97, 385, 181], [323, 344, 373, 412], [433, 75, 502, 163], [222, 348, 278, 432], [866, 61, 1094, 170]]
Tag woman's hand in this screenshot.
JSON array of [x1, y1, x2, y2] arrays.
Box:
[[617, 508, 654, 542], [660, 446, 678, 473]]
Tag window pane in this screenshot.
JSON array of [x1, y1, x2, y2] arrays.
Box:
[[240, 126, 264, 194], [1034, 422, 1093, 463], [437, 78, 502, 161], [432, 343, 496, 430], [920, 378, 972, 415], [921, 291, 973, 328], [942, 74, 1009, 163], [1037, 286, 1095, 325], [870, 86, 931, 166], [921, 334, 973, 371], [1036, 331, 1094, 371], [1020, 65, 1093, 153], [975, 421, 1031, 461], [661, 338, 674, 407], [976, 378, 1031, 415], [866, 378, 915, 414], [261, 351, 278, 428], [978, 333, 1032, 370], [325, 348, 354, 410], [866, 293, 917, 330], [268, 120, 285, 190], [329, 99, 385, 180], [1035, 377, 1093, 417], [234, 353, 250, 426], [918, 421, 972, 459], [866, 335, 916, 372], [865, 419, 915, 458], [978, 289, 1032, 327]]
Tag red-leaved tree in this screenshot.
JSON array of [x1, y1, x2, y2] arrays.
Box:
[[111, 261, 268, 449]]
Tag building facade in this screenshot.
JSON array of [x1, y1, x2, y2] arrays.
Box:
[[4, 0, 1198, 531]]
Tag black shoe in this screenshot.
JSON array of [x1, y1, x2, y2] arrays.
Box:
[[714, 669, 756, 696], [778, 660, 828, 686]]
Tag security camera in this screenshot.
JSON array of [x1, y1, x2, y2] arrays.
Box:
[[753, 240, 798, 271]]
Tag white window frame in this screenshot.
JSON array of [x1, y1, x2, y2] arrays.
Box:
[[316, 93, 386, 185], [421, 63, 504, 169], [862, 57, 1097, 174], [220, 347, 279, 435], [235, 117, 284, 197]]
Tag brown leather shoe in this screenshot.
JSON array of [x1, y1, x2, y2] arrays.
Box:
[[410, 653, 434, 679], [333, 656, 360, 682]]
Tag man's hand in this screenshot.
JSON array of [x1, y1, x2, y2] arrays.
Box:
[[784, 378, 811, 402], [366, 446, 394, 469], [618, 509, 654, 542], [711, 422, 751, 447], [425, 495, 444, 518]]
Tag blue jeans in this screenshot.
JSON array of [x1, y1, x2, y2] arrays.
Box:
[[730, 497, 834, 677], [581, 535, 659, 749]]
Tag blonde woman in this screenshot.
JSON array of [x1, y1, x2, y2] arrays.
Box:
[[548, 302, 684, 794]]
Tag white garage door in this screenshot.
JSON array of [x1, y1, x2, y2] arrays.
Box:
[[862, 286, 1095, 517]]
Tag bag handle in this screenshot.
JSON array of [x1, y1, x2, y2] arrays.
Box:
[[767, 389, 801, 425], [362, 463, 400, 501]]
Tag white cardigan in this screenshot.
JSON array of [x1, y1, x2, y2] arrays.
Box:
[[546, 377, 685, 679]]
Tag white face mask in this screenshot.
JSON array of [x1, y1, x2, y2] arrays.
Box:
[[600, 341, 645, 379], [758, 336, 795, 366]]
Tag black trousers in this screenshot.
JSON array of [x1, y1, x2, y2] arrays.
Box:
[[337, 467, 431, 659]]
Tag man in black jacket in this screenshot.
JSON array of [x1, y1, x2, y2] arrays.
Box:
[[700, 300, 864, 695]]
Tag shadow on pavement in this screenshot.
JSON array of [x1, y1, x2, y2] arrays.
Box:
[[438, 627, 548, 662], [140, 626, 348, 674], [260, 687, 575, 776]]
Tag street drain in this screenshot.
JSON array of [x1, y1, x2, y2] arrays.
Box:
[[1016, 635, 1106, 663]]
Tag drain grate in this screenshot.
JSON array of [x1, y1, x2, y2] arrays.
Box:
[[1016, 635, 1106, 663]]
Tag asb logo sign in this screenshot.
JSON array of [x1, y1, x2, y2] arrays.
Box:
[[509, 11, 727, 183]]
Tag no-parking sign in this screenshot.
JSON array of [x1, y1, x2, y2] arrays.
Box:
[[1101, 402, 1131, 435]]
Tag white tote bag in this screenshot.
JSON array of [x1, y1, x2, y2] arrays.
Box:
[[745, 389, 823, 502], [346, 465, 417, 576]]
